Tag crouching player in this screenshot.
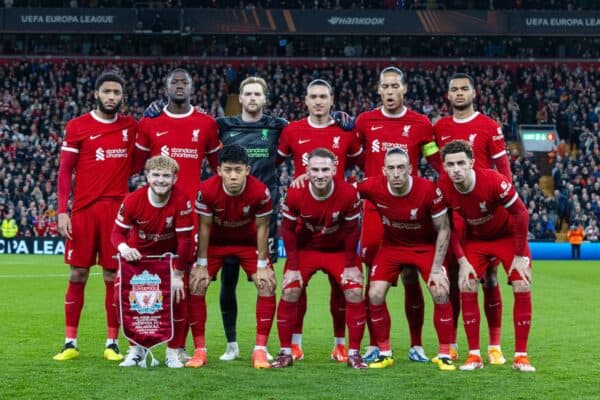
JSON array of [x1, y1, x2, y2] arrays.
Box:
[[111, 155, 194, 367], [438, 140, 535, 372], [188, 144, 277, 369], [356, 147, 454, 370], [272, 148, 367, 369]]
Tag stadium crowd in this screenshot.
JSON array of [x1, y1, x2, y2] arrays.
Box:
[[1, 60, 599, 241], [7, 35, 600, 60]]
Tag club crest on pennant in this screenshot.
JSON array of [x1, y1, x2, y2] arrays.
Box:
[[129, 270, 163, 314]]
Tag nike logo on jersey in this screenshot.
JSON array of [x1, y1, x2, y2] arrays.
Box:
[[90, 134, 101, 140], [300, 214, 312, 218], [371, 126, 383, 131], [298, 139, 311, 144], [376, 203, 389, 209], [229, 132, 242, 137], [214, 208, 225, 212], [441, 135, 451, 141], [156, 131, 169, 137], [136, 219, 150, 224]]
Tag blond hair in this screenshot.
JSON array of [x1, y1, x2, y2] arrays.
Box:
[[239, 76, 267, 94], [144, 155, 180, 174]]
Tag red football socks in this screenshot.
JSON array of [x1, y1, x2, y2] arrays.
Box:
[[65, 280, 86, 339], [513, 291, 532, 353], [461, 291, 481, 351], [256, 295, 276, 346], [484, 284, 503, 346], [403, 280, 424, 347]]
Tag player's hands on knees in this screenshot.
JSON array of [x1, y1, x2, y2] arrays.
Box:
[[171, 269, 185, 303], [117, 243, 142, 262], [58, 213, 73, 240], [189, 263, 210, 294], [143, 100, 164, 118], [255, 265, 276, 293], [457, 257, 477, 290], [342, 266, 363, 286], [427, 266, 449, 293], [508, 255, 531, 287], [281, 270, 303, 289], [331, 110, 355, 131], [290, 173, 309, 189]]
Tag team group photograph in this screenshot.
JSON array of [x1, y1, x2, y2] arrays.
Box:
[[1, 2, 598, 399]]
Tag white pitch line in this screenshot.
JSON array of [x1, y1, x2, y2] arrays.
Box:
[[0, 272, 103, 279]]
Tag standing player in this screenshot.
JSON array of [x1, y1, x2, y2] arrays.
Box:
[[132, 68, 221, 364], [438, 140, 535, 372], [434, 73, 512, 364], [111, 155, 194, 368], [189, 144, 277, 369], [272, 148, 367, 369], [132, 68, 221, 196], [215, 76, 287, 361], [357, 148, 454, 370], [54, 71, 138, 361], [354, 66, 442, 363], [276, 79, 363, 362]]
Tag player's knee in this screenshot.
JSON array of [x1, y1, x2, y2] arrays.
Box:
[[368, 287, 386, 305], [102, 269, 116, 282], [401, 268, 419, 285], [483, 271, 498, 288], [511, 280, 531, 293], [459, 280, 478, 293], [69, 267, 89, 283], [344, 288, 363, 303], [429, 286, 449, 304], [281, 287, 301, 302], [258, 285, 275, 297]]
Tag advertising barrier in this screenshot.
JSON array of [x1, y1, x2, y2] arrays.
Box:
[[1, 237, 598, 260], [2, 8, 599, 36]]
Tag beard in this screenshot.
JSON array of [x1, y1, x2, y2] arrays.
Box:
[[96, 98, 121, 115], [452, 101, 472, 112]]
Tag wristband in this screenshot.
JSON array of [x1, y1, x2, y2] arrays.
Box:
[[195, 258, 208, 268], [257, 259, 268, 269]]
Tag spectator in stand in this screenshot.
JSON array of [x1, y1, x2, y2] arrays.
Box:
[[584, 219, 599, 242], [567, 223, 585, 259], [1, 209, 18, 238]]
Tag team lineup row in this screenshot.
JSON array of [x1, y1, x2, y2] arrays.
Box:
[[52, 67, 534, 372]]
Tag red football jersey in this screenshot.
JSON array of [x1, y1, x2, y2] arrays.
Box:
[[115, 186, 194, 255], [437, 168, 518, 240], [357, 175, 446, 248], [61, 111, 137, 213], [355, 107, 436, 176], [277, 118, 362, 179], [194, 175, 272, 246], [281, 180, 361, 251], [433, 112, 507, 171], [136, 107, 221, 201]]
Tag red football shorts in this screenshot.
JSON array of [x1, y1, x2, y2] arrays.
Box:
[[360, 204, 383, 266], [284, 250, 362, 291], [207, 245, 271, 279], [65, 198, 120, 270], [370, 245, 438, 284], [463, 236, 532, 282]]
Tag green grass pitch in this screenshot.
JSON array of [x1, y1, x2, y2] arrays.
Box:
[[0, 256, 598, 399]]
